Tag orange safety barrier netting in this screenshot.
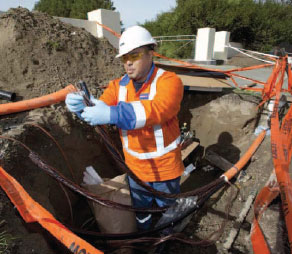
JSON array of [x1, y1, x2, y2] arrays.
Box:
[[0, 165, 103, 254], [95, 21, 121, 39], [270, 57, 292, 252], [154, 52, 273, 87], [250, 57, 292, 254], [250, 170, 279, 254], [96, 21, 277, 89]]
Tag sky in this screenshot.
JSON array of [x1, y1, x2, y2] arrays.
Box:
[[0, 0, 176, 28]]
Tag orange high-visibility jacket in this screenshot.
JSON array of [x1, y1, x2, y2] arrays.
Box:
[[99, 64, 184, 182]]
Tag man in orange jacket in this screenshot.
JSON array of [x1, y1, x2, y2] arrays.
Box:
[[66, 25, 184, 232]]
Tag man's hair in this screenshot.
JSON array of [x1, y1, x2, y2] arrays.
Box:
[[146, 44, 155, 51], [141, 44, 155, 56]]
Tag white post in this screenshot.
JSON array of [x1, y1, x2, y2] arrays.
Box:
[[213, 31, 230, 61], [194, 27, 216, 62], [87, 9, 121, 49]]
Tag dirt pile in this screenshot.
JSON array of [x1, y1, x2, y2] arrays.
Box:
[[0, 7, 125, 254], [0, 8, 124, 100]]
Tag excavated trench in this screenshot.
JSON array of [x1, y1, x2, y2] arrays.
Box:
[[1, 90, 284, 254], [0, 7, 289, 254]]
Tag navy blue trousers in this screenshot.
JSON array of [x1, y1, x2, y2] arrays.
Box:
[[128, 175, 180, 231]]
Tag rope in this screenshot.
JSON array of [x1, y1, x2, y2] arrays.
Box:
[[226, 44, 276, 64]]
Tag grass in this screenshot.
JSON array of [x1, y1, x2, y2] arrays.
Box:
[[232, 87, 262, 96], [0, 220, 15, 254], [46, 40, 64, 51]]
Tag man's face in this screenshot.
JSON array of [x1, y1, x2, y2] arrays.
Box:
[[122, 47, 153, 82]]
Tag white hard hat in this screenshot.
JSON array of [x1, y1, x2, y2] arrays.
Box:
[[116, 25, 157, 58]]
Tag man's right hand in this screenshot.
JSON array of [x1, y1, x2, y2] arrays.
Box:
[[65, 93, 85, 113]]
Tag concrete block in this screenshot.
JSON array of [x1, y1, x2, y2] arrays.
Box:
[[87, 9, 121, 49], [58, 17, 98, 37], [195, 27, 215, 61], [213, 31, 230, 60]]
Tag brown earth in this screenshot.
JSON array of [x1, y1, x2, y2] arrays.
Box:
[[0, 8, 124, 100], [0, 7, 289, 254], [177, 92, 289, 254]]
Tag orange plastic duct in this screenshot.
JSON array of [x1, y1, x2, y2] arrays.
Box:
[[0, 85, 76, 116], [221, 130, 266, 181]]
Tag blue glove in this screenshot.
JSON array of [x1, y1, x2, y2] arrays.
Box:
[[81, 100, 111, 125], [65, 93, 85, 113]]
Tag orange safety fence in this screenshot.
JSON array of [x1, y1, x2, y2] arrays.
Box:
[[156, 49, 274, 74], [0, 85, 76, 116], [263, 61, 281, 100], [251, 170, 279, 254], [251, 57, 292, 254], [95, 21, 121, 39], [0, 165, 103, 254], [270, 57, 292, 252], [288, 62, 292, 93], [154, 51, 273, 87], [96, 21, 277, 89]]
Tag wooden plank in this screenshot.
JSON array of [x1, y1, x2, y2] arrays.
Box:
[[185, 86, 226, 92], [180, 141, 200, 185], [155, 61, 233, 92], [155, 61, 204, 73], [205, 150, 233, 172], [155, 61, 228, 79], [178, 74, 232, 90], [181, 141, 200, 161]]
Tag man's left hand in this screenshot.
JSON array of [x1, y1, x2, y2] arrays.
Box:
[[81, 100, 111, 125]]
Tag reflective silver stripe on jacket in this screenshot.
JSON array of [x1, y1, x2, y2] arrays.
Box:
[[119, 68, 181, 160], [136, 214, 152, 224]]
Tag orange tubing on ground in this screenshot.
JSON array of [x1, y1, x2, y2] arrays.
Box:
[[0, 165, 103, 254], [221, 130, 266, 181], [0, 85, 76, 116], [251, 170, 279, 254]]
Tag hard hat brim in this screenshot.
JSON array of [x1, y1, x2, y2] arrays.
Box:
[[116, 42, 157, 58]]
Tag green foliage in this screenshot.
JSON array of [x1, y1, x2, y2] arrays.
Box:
[[0, 220, 15, 254], [34, 0, 115, 19], [143, 0, 292, 58], [46, 40, 64, 51]]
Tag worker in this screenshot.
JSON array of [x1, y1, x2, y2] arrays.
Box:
[[65, 25, 184, 234]]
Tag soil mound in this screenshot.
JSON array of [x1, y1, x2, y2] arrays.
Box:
[[0, 8, 125, 253], [0, 7, 124, 100]]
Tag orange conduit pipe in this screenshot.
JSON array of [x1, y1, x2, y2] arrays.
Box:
[[221, 130, 266, 182], [0, 85, 76, 116]]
